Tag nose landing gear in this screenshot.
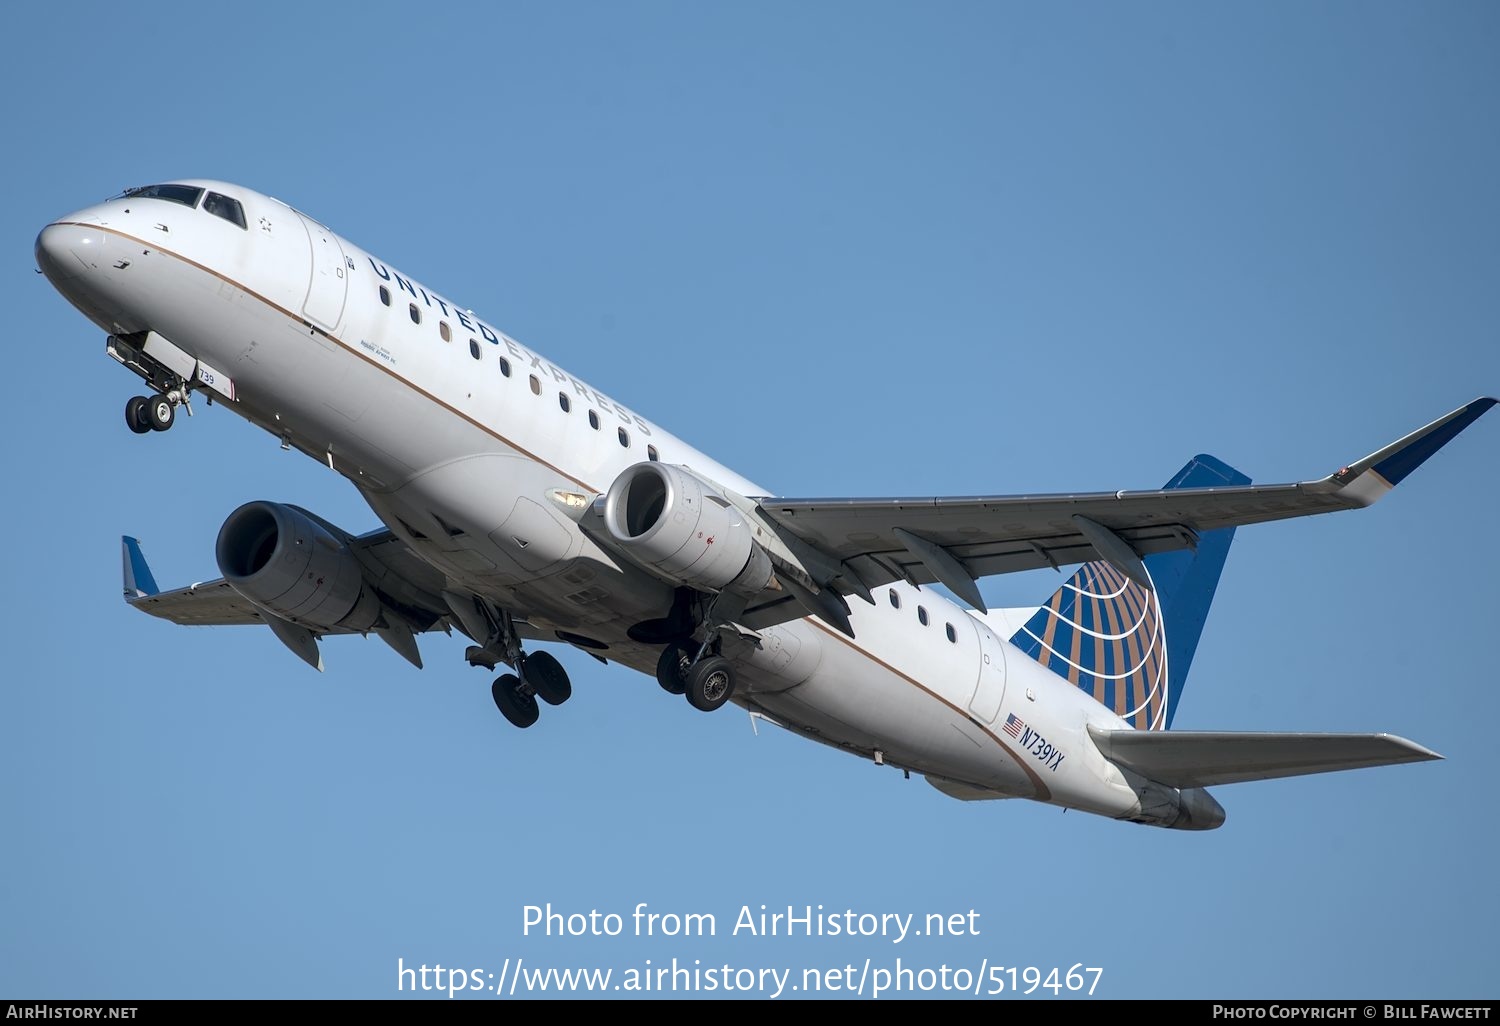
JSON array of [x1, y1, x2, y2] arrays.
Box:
[[125, 391, 182, 433], [108, 332, 218, 437]]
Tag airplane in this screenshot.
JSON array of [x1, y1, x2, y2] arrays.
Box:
[[35, 178, 1494, 831]]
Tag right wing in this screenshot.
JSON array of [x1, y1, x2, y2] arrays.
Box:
[[750, 397, 1495, 620]]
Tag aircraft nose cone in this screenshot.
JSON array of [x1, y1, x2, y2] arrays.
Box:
[[35, 223, 77, 280], [35, 223, 82, 283]]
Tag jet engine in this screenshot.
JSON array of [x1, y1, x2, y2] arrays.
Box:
[[602, 463, 773, 596], [215, 501, 380, 631]]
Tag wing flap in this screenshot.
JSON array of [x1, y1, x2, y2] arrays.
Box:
[[1087, 725, 1442, 788]]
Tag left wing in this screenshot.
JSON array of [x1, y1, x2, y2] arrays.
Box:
[[122, 530, 452, 635], [754, 397, 1495, 614], [120, 530, 500, 671]]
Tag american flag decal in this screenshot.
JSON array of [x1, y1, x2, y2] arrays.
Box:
[[1003, 713, 1024, 739]]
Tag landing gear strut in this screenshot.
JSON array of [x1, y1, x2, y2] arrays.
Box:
[[471, 603, 573, 729]]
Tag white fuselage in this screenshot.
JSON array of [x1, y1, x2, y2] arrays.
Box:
[[38, 180, 1159, 824]]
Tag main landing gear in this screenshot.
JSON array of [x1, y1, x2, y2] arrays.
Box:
[[646, 590, 739, 714], [655, 638, 737, 713], [469, 604, 573, 729], [491, 651, 573, 729]]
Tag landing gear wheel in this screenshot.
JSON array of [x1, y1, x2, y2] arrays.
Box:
[[655, 642, 690, 695], [147, 393, 175, 432], [125, 396, 152, 434], [491, 673, 539, 728], [686, 655, 735, 712], [522, 651, 572, 706]]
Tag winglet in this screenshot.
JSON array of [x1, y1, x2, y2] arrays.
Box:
[[121, 536, 160, 599], [1325, 396, 1497, 506]]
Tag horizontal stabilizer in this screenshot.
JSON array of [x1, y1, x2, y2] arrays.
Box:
[[1088, 725, 1440, 788]]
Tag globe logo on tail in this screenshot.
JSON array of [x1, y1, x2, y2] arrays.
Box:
[[1011, 561, 1169, 731]]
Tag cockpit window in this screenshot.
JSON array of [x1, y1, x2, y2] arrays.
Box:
[[203, 191, 247, 229], [123, 184, 204, 208]]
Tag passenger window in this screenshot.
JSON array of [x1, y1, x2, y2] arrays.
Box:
[[469, 340, 481, 360], [588, 410, 599, 430], [888, 589, 900, 609], [917, 606, 929, 626], [408, 303, 421, 325], [529, 375, 541, 396], [498, 356, 511, 377], [379, 286, 390, 306], [203, 191, 247, 229], [559, 393, 571, 412], [945, 623, 957, 643], [618, 427, 630, 447], [647, 445, 659, 462], [440, 321, 452, 342]]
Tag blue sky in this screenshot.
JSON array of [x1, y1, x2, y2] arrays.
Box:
[[5, 1, 1498, 1000]]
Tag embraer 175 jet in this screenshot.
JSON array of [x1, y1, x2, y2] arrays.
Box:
[[35, 179, 1494, 831]]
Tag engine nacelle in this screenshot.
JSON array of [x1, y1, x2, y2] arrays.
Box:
[[602, 463, 773, 596], [216, 501, 380, 632]]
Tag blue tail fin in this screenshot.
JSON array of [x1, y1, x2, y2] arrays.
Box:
[[1008, 454, 1248, 730]]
